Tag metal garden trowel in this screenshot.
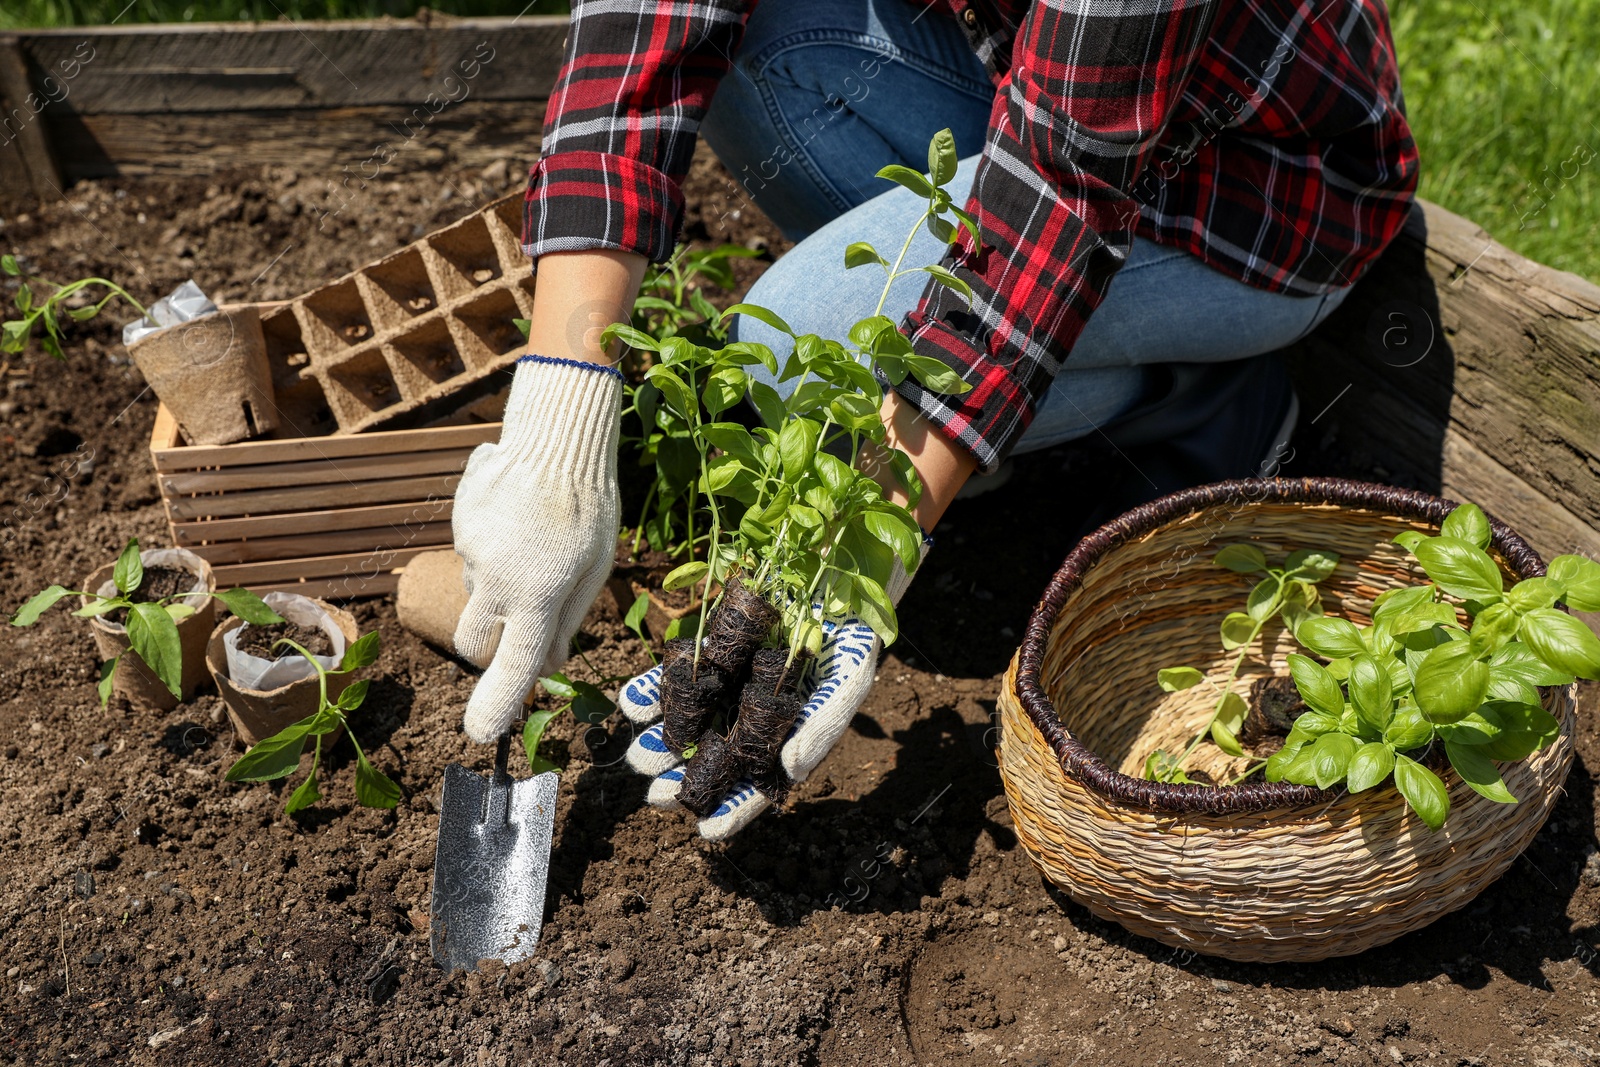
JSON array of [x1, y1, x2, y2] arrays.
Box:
[[429, 734, 559, 971]]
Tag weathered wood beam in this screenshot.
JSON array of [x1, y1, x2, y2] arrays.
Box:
[[1285, 199, 1600, 562], [0, 35, 65, 202]]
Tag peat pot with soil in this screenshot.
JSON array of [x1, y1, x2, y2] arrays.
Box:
[[8, 537, 284, 711], [996, 477, 1600, 963], [592, 130, 980, 811]]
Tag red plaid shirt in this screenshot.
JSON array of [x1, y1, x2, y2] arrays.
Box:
[[523, 0, 1418, 471]]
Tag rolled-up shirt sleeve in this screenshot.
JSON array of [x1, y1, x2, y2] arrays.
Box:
[[522, 0, 754, 265]]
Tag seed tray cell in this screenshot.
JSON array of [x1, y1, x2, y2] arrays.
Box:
[[361, 247, 439, 332], [387, 315, 467, 395], [427, 214, 504, 303], [322, 345, 403, 426], [451, 287, 526, 370]]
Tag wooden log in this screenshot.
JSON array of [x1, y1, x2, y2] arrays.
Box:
[[1284, 199, 1600, 563], [0, 35, 64, 201]]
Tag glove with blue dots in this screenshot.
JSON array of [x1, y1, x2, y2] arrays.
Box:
[[619, 546, 927, 840]]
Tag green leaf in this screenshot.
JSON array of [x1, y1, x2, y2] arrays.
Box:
[[926, 214, 955, 244], [1413, 639, 1491, 723], [1412, 536, 1504, 604], [718, 340, 779, 373], [225, 722, 312, 781], [340, 631, 381, 672], [602, 322, 659, 353], [723, 302, 794, 337], [1311, 732, 1357, 790], [662, 561, 708, 592], [512, 316, 531, 339], [336, 679, 371, 711], [624, 593, 650, 642], [844, 241, 889, 270], [164, 603, 195, 622], [1519, 608, 1600, 681], [353, 748, 402, 808], [0, 254, 17, 276], [1346, 742, 1396, 793], [113, 538, 143, 596], [875, 164, 936, 198], [702, 365, 746, 417], [97, 656, 119, 707], [663, 616, 685, 642], [1296, 616, 1368, 659], [11, 585, 74, 626], [1445, 741, 1517, 804], [1389, 601, 1459, 635], [902, 353, 970, 394], [863, 507, 922, 571], [1548, 555, 1600, 612], [1490, 639, 1574, 688], [927, 127, 958, 185], [644, 365, 696, 419], [571, 681, 615, 724], [1441, 502, 1492, 549], [1433, 708, 1503, 746], [1393, 754, 1450, 830], [1373, 584, 1437, 623], [1157, 666, 1205, 692], [1287, 653, 1344, 717], [778, 418, 818, 482], [126, 601, 184, 699], [1507, 576, 1564, 613], [948, 205, 981, 246], [1241, 579, 1280, 620], [1219, 612, 1256, 651], [1478, 700, 1561, 761], [1393, 529, 1428, 553], [1468, 601, 1521, 658], [14, 281, 32, 313], [851, 573, 897, 645], [1264, 742, 1304, 782], [543, 673, 580, 703], [888, 448, 923, 510], [522, 708, 563, 774], [1, 318, 30, 353], [1215, 691, 1247, 734], [1383, 706, 1435, 750], [1210, 718, 1244, 757], [749, 381, 785, 430], [67, 305, 99, 322], [285, 768, 322, 814], [1347, 653, 1394, 732], [920, 264, 972, 302], [1283, 548, 1339, 582], [212, 587, 286, 626], [1214, 543, 1267, 573]]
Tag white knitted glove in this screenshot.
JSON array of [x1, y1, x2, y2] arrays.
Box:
[[452, 356, 622, 743], [619, 546, 927, 840]]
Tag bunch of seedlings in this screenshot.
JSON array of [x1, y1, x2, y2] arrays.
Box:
[[1, 254, 146, 360], [1147, 502, 1600, 829], [10, 537, 283, 704], [225, 630, 401, 813], [602, 129, 977, 813]]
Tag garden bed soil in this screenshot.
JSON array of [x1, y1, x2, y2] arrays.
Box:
[[235, 620, 335, 661], [3, 151, 1600, 1066], [102, 565, 196, 628]]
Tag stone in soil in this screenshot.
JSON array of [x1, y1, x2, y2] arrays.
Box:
[[235, 619, 334, 660]]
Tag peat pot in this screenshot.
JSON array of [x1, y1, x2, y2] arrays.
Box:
[[84, 547, 217, 711], [996, 477, 1578, 963], [208, 597, 361, 747], [127, 304, 278, 445]]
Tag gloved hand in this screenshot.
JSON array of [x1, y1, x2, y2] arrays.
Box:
[[452, 355, 623, 743], [619, 549, 926, 839]]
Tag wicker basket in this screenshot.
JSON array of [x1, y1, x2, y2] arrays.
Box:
[[997, 477, 1578, 963]]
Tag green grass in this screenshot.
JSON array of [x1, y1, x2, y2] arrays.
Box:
[[1390, 0, 1599, 281], [2, 0, 1595, 281]]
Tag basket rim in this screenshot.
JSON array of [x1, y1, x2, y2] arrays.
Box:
[[1014, 475, 1548, 815]]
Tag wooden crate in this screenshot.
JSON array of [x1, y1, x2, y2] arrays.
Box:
[[150, 404, 495, 597]]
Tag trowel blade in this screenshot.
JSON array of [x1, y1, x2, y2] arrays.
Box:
[[429, 736, 559, 972]]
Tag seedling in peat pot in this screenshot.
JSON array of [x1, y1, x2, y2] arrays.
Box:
[[9, 537, 285, 704], [225, 630, 400, 814], [1, 254, 148, 361]]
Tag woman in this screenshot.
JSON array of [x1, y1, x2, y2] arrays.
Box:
[[448, 0, 1417, 837]]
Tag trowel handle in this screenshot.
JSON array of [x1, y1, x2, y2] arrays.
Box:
[[493, 733, 512, 784]]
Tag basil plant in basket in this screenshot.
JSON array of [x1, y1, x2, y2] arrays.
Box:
[[1153, 502, 1600, 831]]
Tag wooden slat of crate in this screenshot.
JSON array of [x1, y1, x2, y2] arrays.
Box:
[[170, 500, 455, 545], [181, 522, 454, 565], [151, 404, 496, 596]]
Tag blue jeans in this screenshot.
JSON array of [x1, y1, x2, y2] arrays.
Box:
[[700, 0, 1352, 454]]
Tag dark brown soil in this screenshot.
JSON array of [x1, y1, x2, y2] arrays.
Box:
[[102, 565, 199, 627], [235, 620, 335, 661], [2, 148, 1599, 1067]]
